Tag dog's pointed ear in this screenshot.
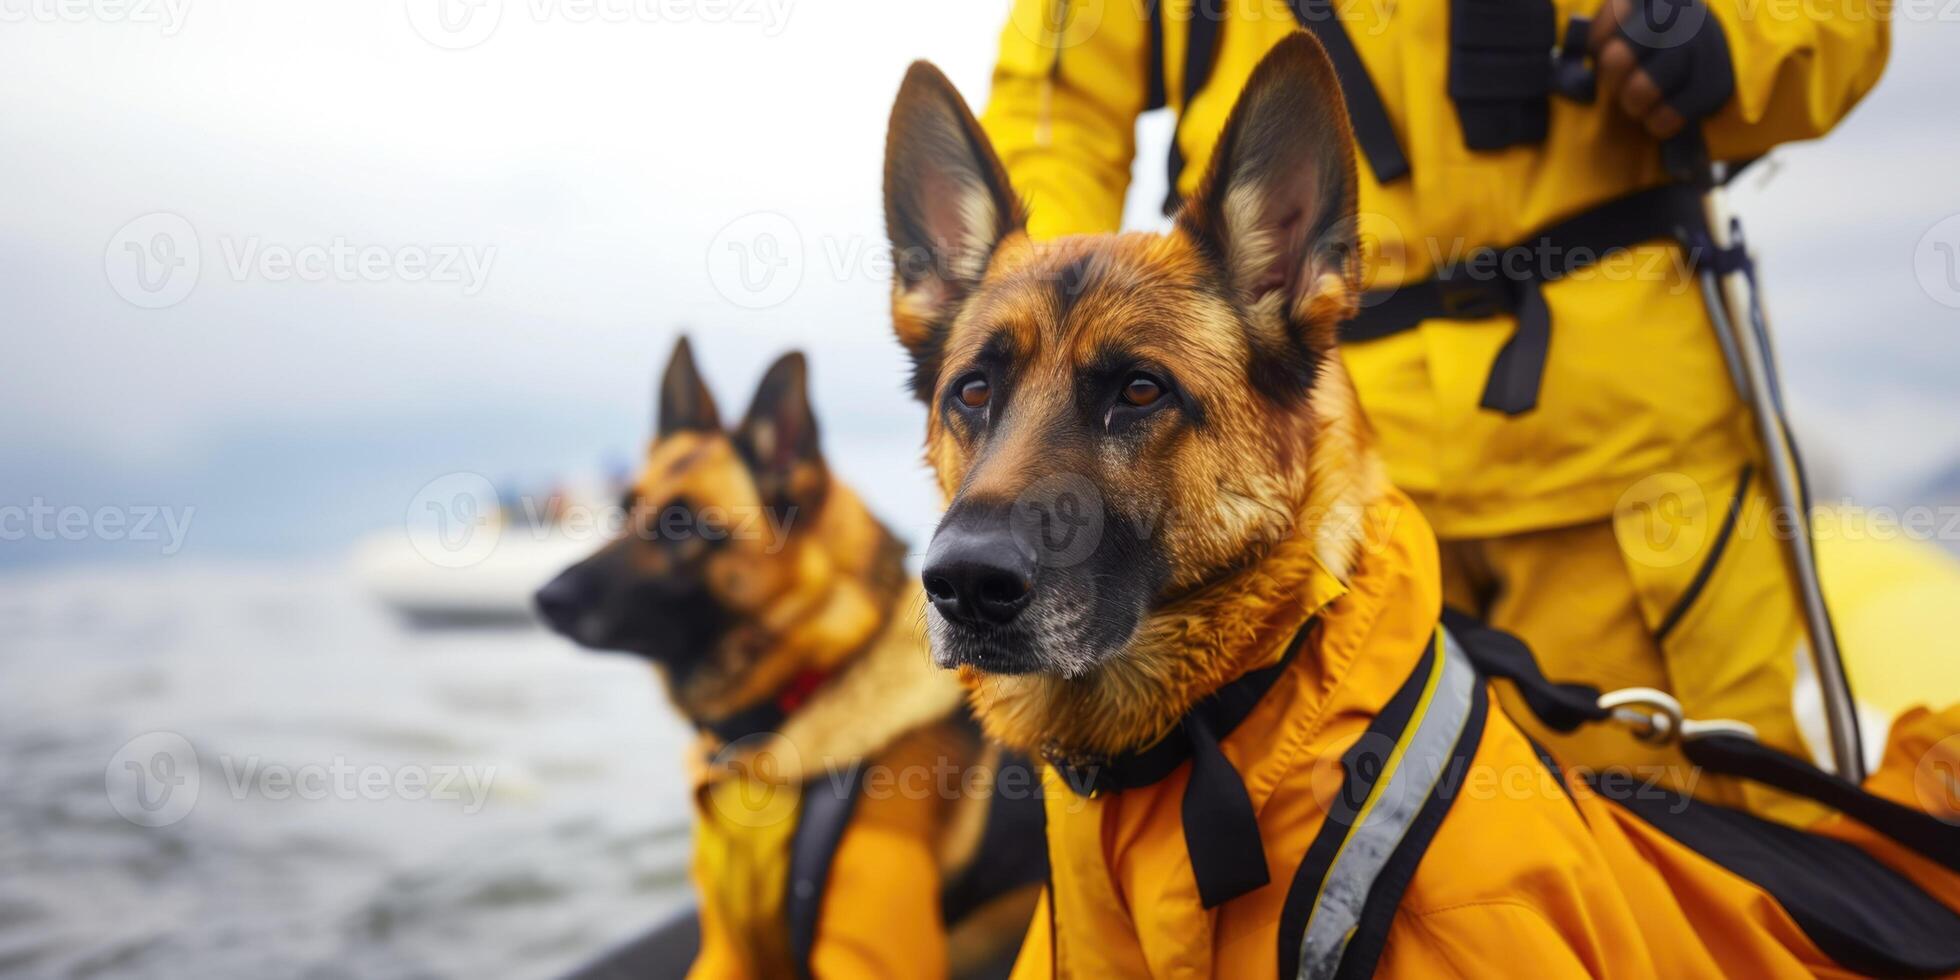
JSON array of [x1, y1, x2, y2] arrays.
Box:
[[883, 60, 1025, 400], [736, 351, 827, 508], [658, 335, 722, 437], [1177, 33, 1359, 353]]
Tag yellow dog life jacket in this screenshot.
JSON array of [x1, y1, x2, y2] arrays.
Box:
[[1011, 488, 1960, 978]]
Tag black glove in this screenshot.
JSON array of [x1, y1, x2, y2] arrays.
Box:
[[1614, 0, 1737, 122]]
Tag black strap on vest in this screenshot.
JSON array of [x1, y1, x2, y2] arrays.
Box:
[[1448, 0, 1556, 150], [1289, 0, 1410, 185], [1160, 0, 1224, 216], [1143, 0, 1169, 112], [1050, 617, 1314, 908], [700, 699, 789, 746], [784, 741, 1050, 977], [1277, 628, 1491, 980], [1684, 734, 1960, 873], [938, 747, 1052, 924], [1447, 608, 1960, 976], [1160, 0, 1409, 215], [1441, 607, 1960, 874], [785, 764, 865, 980], [1341, 181, 1709, 415], [1605, 779, 1960, 977], [1439, 608, 1610, 732]]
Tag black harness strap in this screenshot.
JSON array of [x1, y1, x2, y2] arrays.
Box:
[[1447, 0, 1556, 150], [1600, 777, 1960, 977], [700, 699, 790, 746], [1161, 0, 1224, 216], [782, 732, 1049, 977], [1334, 661, 1488, 980], [1289, 0, 1410, 185], [1050, 617, 1314, 909], [785, 764, 865, 980], [1143, 0, 1168, 112], [1441, 607, 1609, 732], [1342, 181, 1710, 415], [1684, 734, 1960, 874], [1277, 639, 1436, 979], [1277, 629, 1490, 980], [1443, 609, 1960, 878], [937, 746, 1051, 925]]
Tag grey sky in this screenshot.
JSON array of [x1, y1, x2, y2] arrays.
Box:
[[3, 1, 1957, 566]]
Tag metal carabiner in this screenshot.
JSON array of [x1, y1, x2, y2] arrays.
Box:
[[1596, 688, 1759, 746]]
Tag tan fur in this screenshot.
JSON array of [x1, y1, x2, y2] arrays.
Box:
[[758, 586, 964, 774], [961, 359, 1382, 758]]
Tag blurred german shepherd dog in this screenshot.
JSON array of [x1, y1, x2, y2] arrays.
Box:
[[537, 340, 1042, 979]]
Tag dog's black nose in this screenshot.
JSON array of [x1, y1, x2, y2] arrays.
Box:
[[922, 522, 1036, 626], [534, 567, 594, 636]]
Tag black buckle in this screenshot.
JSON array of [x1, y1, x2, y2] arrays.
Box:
[[1435, 247, 1512, 320], [1550, 16, 1597, 103]]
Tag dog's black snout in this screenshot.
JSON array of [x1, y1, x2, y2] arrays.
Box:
[[923, 520, 1036, 626], [534, 567, 595, 636]]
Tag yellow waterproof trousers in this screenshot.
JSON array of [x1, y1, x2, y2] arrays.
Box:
[[1441, 465, 1827, 824]]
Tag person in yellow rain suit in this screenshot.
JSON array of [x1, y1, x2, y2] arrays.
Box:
[[980, 0, 1889, 821]]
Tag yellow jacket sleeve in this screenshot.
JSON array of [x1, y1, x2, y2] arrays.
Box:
[[1704, 0, 1889, 160], [980, 0, 1151, 239]]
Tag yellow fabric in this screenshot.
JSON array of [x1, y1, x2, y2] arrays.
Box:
[[1814, 507, 1960, 719], [980, 0, 1888, 537], [1008, 488, 1947, 978], [1814, 703, 1960, 911], [1442, 468, 1823, 824], [690, 776, 800, 979], [687, 726, 958, 980]]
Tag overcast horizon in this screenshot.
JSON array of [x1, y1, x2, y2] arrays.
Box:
[[5, 2, 1960, 569]]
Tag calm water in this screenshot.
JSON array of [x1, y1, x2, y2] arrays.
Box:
[[0, 562, 696, 979]]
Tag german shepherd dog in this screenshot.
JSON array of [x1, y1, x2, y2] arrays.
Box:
[[878, 30, 1960, 980], [536, 340, 1043, 978], [882, 39, 1378, 763]]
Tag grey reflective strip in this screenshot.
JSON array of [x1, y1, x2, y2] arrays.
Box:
[[1296, 630, 1478, 980]]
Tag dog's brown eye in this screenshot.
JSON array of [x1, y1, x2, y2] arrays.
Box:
[[1121, 374, 1165, 408], [957, 376, 991, 409]]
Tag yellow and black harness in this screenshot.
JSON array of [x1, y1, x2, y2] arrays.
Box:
[[1054, 610, 1960, 979]]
